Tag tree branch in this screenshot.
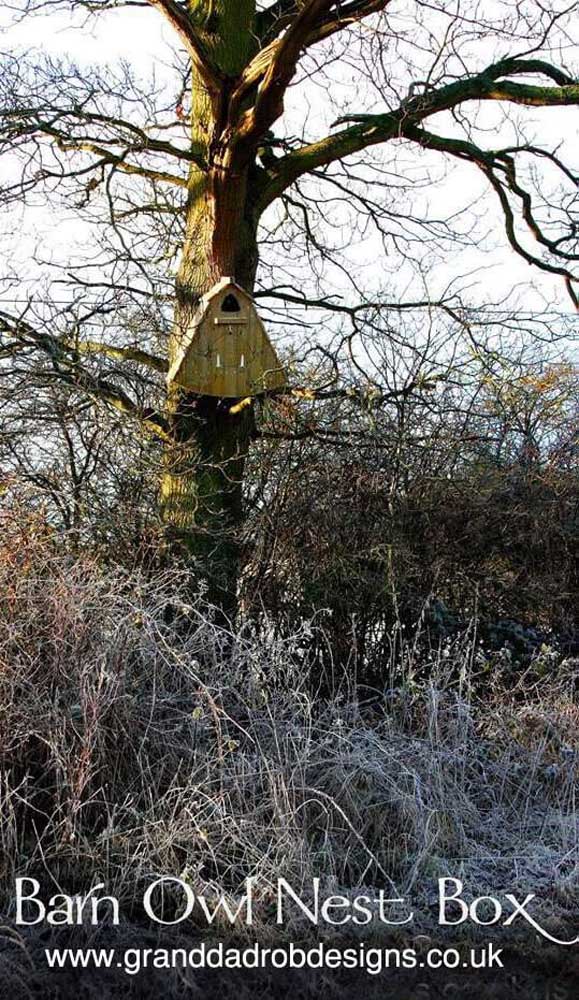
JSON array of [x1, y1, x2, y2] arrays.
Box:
[[257, 57, 579, 209], [304, 0, 390, 46], [255, 0, 298, 43], [73, 340, 168, 373], [2, 103, 203, 164], [399, 123, 579, 308], [0, 309, 170, 438], [144, 0, 223, 95], [228, 1, 390, 161], [52, 140, 189, 187], [224, 1, 341, 161]]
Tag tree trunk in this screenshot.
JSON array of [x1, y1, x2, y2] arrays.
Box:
[[161, 0, 259, 619]]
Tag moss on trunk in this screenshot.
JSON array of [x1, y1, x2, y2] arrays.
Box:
[[161, 0, 260, 617]]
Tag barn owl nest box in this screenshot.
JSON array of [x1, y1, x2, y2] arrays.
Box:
[[167, 278, 286, 397]]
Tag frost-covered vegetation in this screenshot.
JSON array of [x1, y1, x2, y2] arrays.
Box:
[[0, 518, 577, 997]]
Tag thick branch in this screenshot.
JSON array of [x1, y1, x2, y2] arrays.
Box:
[[257, 58, 579, 209], [228, 1, 390, 159], [304, 0, 389, 46], [54, 141, 189, 187], [74, 340, 168, 373], [145, 0, 223, 95], [0, 310, 169, 438], [255, 0, 298, 42], [482, 80, 579, 106], [256, 0, 387, 45], [224, 1, 337, 161]]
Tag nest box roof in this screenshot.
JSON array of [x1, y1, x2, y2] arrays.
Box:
[[195, 277, 251, 316]]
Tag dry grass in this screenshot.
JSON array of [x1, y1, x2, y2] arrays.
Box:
[[0, 520, 577, 995]]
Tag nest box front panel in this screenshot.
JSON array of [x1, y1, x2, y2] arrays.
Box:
[[171, 281, 286, 397]]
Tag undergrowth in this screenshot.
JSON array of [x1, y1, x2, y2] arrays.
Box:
[[0, 521, 577, 995]]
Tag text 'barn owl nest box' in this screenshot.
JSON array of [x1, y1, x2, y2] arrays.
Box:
[[168, 278, 286, 398]]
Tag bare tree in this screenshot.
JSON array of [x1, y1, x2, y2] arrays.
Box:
[[1, 0, 579, 613]]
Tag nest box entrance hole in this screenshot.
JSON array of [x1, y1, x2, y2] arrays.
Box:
[[221, 293, 241, 313]]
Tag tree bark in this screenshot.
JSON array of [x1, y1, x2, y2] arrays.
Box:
[[161, 0, 260, 618]]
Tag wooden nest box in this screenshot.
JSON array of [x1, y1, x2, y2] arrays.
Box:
[[168, 278, 286, 397]]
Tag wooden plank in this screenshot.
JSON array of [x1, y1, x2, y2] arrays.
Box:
[[171, 291, 286, 396]]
